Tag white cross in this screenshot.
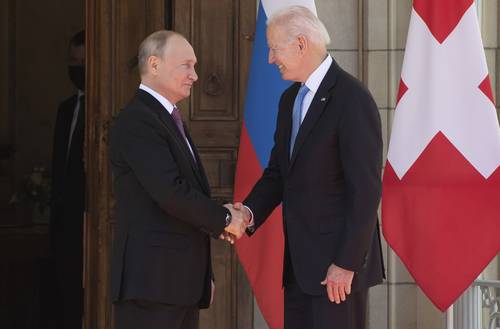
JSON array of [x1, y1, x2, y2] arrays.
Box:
[[388, 5, 500, 179]]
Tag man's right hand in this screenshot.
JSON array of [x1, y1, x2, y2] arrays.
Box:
[[223, 204, 250, 239]]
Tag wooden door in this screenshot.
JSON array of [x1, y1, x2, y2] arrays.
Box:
[[173, 1, 256, 326], [84, 0, 256, 328]]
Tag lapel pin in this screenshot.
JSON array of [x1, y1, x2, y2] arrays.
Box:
[[320, 97, 327, 102]]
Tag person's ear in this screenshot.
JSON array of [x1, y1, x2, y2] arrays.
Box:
[[148, 56, 159, 74], [297, 35, 307, 53]]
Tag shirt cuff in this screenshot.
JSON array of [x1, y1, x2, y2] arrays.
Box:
[[243, 205, 255, 226]]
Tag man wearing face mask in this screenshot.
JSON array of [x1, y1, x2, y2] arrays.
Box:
[[50, 30, 86, 329]]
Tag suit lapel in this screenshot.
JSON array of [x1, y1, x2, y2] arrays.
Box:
[[283, 84, 300, 168], [137, 90, 208, 193], [62, 96, 78, 155], [184, 129, 211, 194], [288, 60, 340, 170], [60, 96, 78, 173]]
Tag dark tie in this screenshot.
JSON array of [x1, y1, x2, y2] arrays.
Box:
[[76, 95, 85, 133], [171, 107, 196, 162], [290, 84, 309, 158], [67, 95, 85, 160], [171, 107, 188, 141]]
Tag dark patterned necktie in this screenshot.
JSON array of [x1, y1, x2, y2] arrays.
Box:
[[171, 107, 188, 141], [171, 107, 196, 161]]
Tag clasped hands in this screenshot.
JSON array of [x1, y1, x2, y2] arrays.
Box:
[[219, 202, 251, 244]]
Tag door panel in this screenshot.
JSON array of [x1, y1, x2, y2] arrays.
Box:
[[174, 1, 255, 328]]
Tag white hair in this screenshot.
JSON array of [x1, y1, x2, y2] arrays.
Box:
[[267, 5, 331, 48], [138, 30, 183, 75]]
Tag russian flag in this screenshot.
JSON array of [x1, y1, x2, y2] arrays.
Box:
[[233, 1, 317, 328]]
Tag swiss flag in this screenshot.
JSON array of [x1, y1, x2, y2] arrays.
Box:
[[382, 0, 500, 312]]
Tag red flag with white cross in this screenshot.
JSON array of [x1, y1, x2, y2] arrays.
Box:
[[382, 0, 500, 311]]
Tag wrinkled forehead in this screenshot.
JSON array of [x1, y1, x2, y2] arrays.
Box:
[[266, 25, 289, 47]]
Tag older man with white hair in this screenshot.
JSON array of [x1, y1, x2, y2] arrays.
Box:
[[234, 6, 385, 329]]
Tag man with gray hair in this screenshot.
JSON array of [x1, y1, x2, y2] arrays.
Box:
[[109, 30, 248, 329], [233, 6, 385, 329]]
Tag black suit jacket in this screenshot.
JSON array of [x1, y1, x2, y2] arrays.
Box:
[[244, 59, 385, 296], [109, 89, 227, 308], [50, 94, 85, 252]]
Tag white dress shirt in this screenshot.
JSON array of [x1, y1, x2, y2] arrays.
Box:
[[301, 55, 333, 122]]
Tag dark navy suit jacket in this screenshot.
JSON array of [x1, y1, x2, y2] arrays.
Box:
[[245, 59, 385, 295]]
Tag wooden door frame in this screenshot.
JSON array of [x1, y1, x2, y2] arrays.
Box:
[[83, 1, 255, 328], [83, 0, 113, 327]]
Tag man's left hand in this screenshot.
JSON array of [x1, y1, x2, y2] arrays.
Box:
[[320, 263, 354, 304]]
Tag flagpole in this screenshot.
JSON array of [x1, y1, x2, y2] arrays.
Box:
[[446, 304, 454, 329]]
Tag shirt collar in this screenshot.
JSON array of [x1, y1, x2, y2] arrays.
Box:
[[304, 55, 333, 94], [139, 83, 175, 114]]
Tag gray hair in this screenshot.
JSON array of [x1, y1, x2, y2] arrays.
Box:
[[138, 30, 183, 75], [267, 6, 331, 48]]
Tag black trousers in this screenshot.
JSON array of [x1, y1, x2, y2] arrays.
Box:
[[114, 300, 199, 329], [283, 241, 367, 329], [284, 273, 367, 329]]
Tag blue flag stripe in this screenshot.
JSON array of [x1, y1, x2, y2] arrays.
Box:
[[244, 3, 292, 168]]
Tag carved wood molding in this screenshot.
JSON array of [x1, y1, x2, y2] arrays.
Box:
[[84, 0, 114, 328]]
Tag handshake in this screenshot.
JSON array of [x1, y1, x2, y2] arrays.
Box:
[[220, 202, 252, 244]]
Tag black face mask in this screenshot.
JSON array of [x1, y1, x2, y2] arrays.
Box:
[[68, 65, 85, 91]]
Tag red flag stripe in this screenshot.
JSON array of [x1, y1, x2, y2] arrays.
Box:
[[234, 124, 285, 329]]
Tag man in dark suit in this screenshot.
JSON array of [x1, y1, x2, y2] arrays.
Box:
[[233, 6, 385, 329], [50, 30, 86, 329], [109, 30, 247, 329]]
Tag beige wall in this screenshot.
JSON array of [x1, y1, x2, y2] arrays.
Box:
[[253, 0, 500, 328]]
